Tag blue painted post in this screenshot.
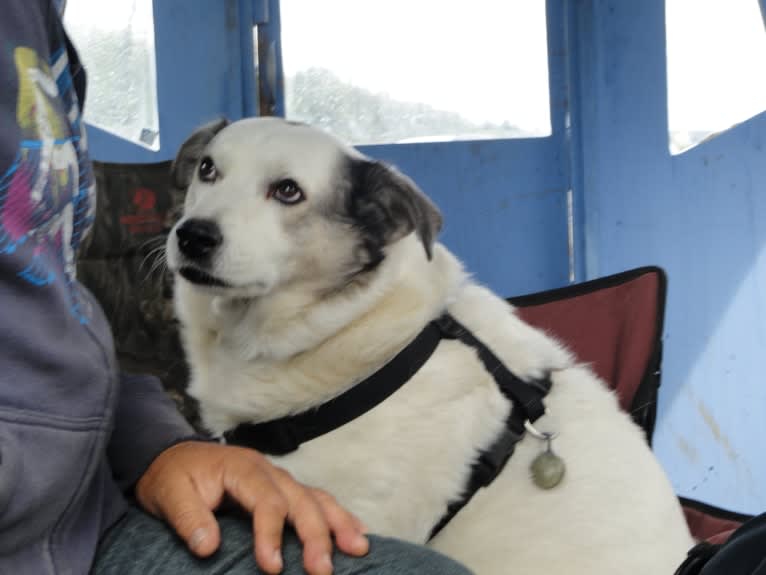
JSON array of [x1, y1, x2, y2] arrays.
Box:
[[254, 0, 285, 116], [546, 0, 578, 281], [239, 0, 258, 117], [561, 0, 589, 283]]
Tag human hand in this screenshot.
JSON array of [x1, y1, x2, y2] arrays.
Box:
[[135, 441, 369, 575]]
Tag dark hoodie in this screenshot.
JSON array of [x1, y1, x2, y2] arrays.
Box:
[[0, 1, 197, 573]]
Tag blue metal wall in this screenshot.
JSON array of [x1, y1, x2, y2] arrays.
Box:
[[568, 0, 766, 514], [360, 137, 570, 295]]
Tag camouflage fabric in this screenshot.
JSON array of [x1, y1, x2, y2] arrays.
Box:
[[76, 161, 200, 427]]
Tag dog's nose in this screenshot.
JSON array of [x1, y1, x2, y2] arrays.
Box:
[[176, 219, 222, 260]]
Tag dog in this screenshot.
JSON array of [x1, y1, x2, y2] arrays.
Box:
[[166, 117, 693, 574]]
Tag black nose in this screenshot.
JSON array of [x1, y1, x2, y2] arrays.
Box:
[[176, 219, 222, 260]]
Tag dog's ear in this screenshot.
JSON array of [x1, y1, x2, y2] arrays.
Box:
[[347, 159, 443, 260], [171, 118, 229, 189]]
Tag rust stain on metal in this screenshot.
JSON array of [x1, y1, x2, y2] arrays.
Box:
[[675, 434, 699, 464], [696, 400, 739, 463]]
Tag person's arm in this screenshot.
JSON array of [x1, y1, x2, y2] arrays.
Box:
[[107, 372, 369, 575], [105, 372, 205, 493]]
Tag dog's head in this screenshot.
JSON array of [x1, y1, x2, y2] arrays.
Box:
[[166, 117, 442, 298]]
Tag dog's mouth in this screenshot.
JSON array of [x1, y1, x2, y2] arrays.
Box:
[[178, 266, 229, 288]]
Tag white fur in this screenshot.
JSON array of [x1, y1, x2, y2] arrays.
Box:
[[169, 118, 693, 574]]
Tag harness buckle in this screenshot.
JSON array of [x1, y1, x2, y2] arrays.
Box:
[[433, 314, 465, 339], [523, 414, 557, 440], [476, 427, 524, 486]]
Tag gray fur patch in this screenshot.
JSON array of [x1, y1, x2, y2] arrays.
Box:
[[342, 158, 443, 271], [171, 118, 229, 190]]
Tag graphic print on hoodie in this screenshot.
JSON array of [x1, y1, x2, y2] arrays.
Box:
[[0, 44, 95, 323]]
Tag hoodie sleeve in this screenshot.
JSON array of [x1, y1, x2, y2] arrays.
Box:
[[106, 372, 208, 493]]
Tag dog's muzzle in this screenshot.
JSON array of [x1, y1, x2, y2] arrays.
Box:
[[176, 218, 223, 261], [174, 218, 230, 287]]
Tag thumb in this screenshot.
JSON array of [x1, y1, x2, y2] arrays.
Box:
[[149, 475, 222, 557]]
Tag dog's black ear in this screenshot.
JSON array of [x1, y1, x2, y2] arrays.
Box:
[[347, 159, 443, 261], [171, 118, 229, 189]]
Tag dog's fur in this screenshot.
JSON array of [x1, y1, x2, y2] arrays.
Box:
[[166, 117, 693, 574]]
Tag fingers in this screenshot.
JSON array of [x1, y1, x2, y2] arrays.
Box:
[[251, 494, 288, 574], [147, 474, 222, 557], [270, 469, 335, 575], [311, 488, 369, 557], [223, 453, 345, 575], [222, 453, 291, 574], [137, 442, 369, 575]]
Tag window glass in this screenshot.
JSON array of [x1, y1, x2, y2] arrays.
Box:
[[666, 0, 766, 154], [281, 0, 551, 145], [64, 0, 159, 149]]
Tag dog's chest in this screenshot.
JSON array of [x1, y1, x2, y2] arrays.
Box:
[[261, 340, 513, 542]]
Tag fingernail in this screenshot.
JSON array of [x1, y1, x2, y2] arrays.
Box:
[[272, 548, 283, 571], [319, 552, 333, 574], [355, 534, 370, 553], [189, 528, 209, 551]]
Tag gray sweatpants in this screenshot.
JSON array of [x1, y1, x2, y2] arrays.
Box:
[[91, 507, 474, 575]]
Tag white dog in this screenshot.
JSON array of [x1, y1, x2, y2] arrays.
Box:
[[166, 117, 693, 574]]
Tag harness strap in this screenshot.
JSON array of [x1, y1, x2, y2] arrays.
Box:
[[428, 422, 525, 538], [433, 315, 551, 418], [223, 317, 445, 455], [223, 313, 551, 540], [427, 314, 551, 539]]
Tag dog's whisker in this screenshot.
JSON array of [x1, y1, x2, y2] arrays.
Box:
[[148, 253, 168, 278], [138, 244, 163, 271], [139, 245, 169, 279], [137, 238, 166, 265], [137, 235, 166, 254]]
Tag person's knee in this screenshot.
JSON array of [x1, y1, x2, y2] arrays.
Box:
[[337, 535, 473, 575]]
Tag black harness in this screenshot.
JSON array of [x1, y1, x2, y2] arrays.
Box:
[[224, 313, 551, 540]]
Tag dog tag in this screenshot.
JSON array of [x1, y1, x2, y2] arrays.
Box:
[[530, 433, 566, 489]]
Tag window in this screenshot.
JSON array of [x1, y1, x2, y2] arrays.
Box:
[[63, 0, 159, 149], [666, 0, 766, 154], [280, 0, 551, 145]]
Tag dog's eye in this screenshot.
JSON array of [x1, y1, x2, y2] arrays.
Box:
[[198, 156, 218, 183], [269, 179, 305, 205]]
